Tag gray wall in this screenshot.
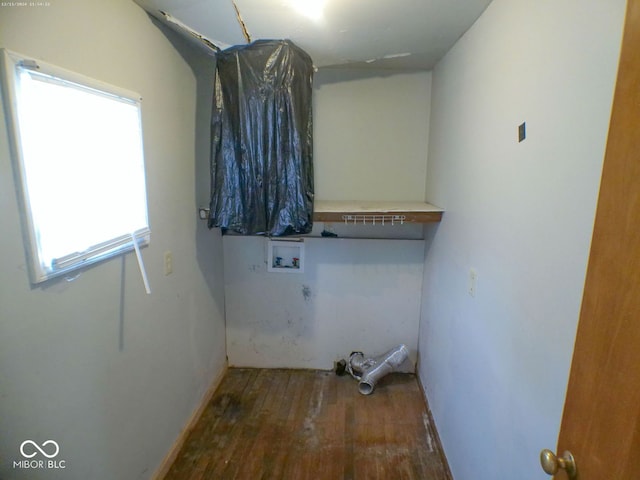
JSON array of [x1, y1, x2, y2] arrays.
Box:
[[418, 1, 626, 479], [0, 1, 226, 479]]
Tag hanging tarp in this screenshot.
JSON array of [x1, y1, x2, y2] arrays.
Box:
[[208, 39, 314, 236]]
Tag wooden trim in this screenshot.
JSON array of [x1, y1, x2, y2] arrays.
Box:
[[415, 365, 454, 480], [151, 364, 228, 480]]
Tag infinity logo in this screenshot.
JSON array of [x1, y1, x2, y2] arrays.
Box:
[[19, 440, 59, 459]]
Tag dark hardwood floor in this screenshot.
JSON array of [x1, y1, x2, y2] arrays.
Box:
[[164, 368, 452, 479]]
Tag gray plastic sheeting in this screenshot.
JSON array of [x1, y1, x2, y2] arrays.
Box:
[[208, 39, 314, 236]]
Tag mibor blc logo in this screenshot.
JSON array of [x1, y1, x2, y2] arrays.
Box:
[[13, 440, 66, 470]]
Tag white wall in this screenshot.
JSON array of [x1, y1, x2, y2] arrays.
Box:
[[313, 69, 431, 201], [222, 69, 432, 371], [0, 2, 226, 479], [418, 1, 626, 479], [224, 236, 424, 370]]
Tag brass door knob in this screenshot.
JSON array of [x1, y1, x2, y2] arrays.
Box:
[[540, 449, 577, 479]]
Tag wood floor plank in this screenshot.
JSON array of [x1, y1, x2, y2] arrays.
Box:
[[163, 368, 451, 480]]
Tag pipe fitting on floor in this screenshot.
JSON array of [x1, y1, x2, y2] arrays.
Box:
[[345, 344, 409, 395]]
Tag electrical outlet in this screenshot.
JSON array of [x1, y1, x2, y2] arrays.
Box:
[[468, 268, 478, 297], [164, 251, 173, 276]]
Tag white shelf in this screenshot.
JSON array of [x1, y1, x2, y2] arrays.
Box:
[[313, 201, 444, 224]]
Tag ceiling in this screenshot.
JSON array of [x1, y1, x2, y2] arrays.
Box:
[[134, 0, 492, 70]]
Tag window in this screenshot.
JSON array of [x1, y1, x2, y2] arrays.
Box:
[[1, 49, 150, 284]]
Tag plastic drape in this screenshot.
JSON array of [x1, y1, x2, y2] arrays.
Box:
[[208, 40, 314, 236]]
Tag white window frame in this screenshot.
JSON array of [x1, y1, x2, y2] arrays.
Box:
[[0, 49, 150, 284]]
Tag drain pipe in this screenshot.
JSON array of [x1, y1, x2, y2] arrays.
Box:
[[346, 344, 409, 395]]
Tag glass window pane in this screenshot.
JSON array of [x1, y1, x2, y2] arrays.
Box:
[[1, 49, 150, 282]]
